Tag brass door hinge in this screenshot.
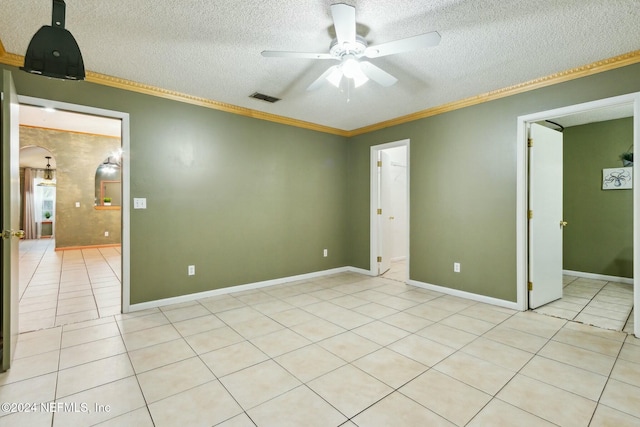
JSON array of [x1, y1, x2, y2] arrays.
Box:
[[377, 256, 382, 262], [528, 210, 533, 219], [377, 160, 382, 167], [528, 138, 533, 147], [528, 281, 533, 291], [377, 208, 382, 215]]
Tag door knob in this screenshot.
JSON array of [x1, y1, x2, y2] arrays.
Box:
[[1, 230, 25, 240], [560, 221, 568, 228]]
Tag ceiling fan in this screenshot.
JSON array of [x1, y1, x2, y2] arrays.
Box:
[[261, 3, 441, 91]]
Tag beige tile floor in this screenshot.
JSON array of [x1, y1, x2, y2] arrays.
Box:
[[534, 275, 634, 333], [2, 270, 639, 426], [19, 239, 122, 333], [381, 259, 407, 282], [387, 265, 634, 333]]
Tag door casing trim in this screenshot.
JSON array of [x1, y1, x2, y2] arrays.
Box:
[[18, 95, 131, 313], [516, 92, 640, 338], [369, 139, 410, 278]]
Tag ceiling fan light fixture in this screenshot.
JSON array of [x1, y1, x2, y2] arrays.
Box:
[[326, 67, 343, 88], [352, 73, 368, 88], [350, 65, 369, 88], [21, 0, 85, 80], [334, 55, 369, 88], [265, 4, 439, 92], [342, 56, 360, 79]]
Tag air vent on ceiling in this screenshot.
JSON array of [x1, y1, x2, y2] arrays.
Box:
[[249, 92, 281, 103]]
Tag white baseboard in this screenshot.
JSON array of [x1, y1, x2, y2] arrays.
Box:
[[563, 270, 633, 285], [406, 279, 521, 311], [346, 266, 376, 276], [129, 266, 372, 312], [129, 266, 522, 314]]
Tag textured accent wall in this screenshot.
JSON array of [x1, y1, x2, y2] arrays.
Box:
[[563, 118, 633, 278], [19, 126, 121, 248]]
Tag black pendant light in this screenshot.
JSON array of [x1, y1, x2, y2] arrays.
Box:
[[21, 0, 85, 80], [37, 156, 56, 187]]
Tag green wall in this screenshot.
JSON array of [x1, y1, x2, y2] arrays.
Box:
[[2, 64, 349, 304], [348, 63, 640, 302], [4, 60, 640, 305], [563, 118, 633, 278]]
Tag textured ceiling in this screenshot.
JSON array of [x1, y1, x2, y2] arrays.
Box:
[[1, 1, 639, 131]]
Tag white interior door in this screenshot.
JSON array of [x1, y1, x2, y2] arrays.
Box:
[[1, 70, 21, 371], [529, 123, 564, 308], [378, 151, 393, 275]]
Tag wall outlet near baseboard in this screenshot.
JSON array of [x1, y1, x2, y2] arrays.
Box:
[[454, 262, 461, 273], [188, 265, 195, 276], [104, 231, 109, 237], [323, 249, 328, 257]]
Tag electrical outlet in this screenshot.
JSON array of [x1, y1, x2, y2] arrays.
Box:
[[188, 265, 195, 276], [454, 262, 461, 273], [75, 202, 80, 208], [323, 249, 328, 257], [104, 231, 109, 237]]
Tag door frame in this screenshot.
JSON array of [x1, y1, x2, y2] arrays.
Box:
[[516, 92, 640, 337], [370, 139, 410, 278], [19, 95, 131, 313]]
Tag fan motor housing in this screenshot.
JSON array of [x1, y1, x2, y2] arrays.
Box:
[[329, 35, 367, 58]]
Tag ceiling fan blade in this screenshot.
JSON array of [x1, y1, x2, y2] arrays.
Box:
[[331, 3, 356, 46], [307, 65, 340, 91], [364, 31, 441, 58], [261, 51, 335, 59], [359, 61, 398, 87]]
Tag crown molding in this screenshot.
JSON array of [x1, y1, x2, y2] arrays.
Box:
[[347, 49, 640, 136], [19, 123, 121, 139], [84, 71, 349, 136], [0, 44, 349, 137], [1, 38, 639, 138]]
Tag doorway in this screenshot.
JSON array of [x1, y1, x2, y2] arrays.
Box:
[[517, 92, 640, 338], [19, 146, 57, 240], [16, 96, 131, 331], [370, 140, 409, 281]]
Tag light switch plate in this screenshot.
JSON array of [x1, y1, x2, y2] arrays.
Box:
[[133, 198, 147, 209]]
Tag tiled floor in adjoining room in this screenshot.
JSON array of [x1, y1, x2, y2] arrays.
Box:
[[534, 275, 634, 333], [2, 270, 639, 426], [18, 239, 122, 333], [381, 259, 407, 282]]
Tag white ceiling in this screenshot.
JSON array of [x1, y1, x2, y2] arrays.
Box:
[[538, 104, 635, 131], [1, 1, 639, 132], [19, 104, 121, 168], [20, 146, 55, 169], [19, 104, 121, 137]]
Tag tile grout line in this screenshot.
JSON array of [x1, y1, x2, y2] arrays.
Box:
[[114, 311, 161, 427], [8, 271, 640, 426]]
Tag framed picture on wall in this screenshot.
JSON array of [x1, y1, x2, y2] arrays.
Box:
[[602, 167, 633, 190]]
